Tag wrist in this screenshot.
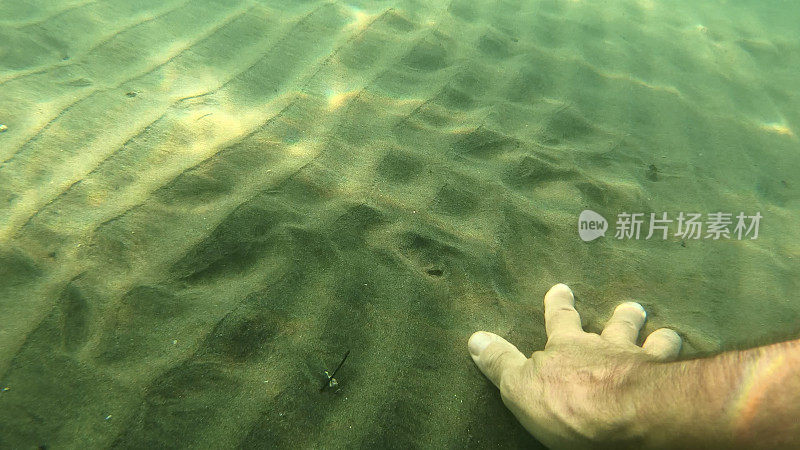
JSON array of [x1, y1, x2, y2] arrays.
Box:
[[624, 356, 739, 449]]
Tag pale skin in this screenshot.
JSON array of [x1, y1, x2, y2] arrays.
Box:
[[468, 283, 800, 449]]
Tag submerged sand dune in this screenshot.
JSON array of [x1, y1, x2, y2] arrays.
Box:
[[0, 0, 798, 447]]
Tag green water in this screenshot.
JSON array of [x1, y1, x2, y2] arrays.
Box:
[[0, 0, 797, 448]]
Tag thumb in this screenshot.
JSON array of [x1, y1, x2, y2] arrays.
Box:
[[468, 331, 527, 388]]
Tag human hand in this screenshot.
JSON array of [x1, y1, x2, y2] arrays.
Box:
[[468, 283, 682, 449]]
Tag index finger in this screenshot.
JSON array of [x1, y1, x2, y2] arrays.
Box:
[[544, 283, 583, 339]]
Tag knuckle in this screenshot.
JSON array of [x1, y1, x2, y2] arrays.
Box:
[[485, 347, 512, 372]]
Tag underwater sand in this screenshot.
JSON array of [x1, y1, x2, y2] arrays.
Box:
[[0, 0, 798, 447]]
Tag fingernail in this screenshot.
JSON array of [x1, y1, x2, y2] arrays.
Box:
[[619, 301, 645, 312], [548, 283, 573, 297], [468, 332, 492, 357], [617, 302, 647, 320]]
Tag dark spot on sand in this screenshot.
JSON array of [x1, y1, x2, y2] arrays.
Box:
[[646, 164, 659, 181]]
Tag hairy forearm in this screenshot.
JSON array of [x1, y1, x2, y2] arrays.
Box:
[[629, 339, 800, 449]]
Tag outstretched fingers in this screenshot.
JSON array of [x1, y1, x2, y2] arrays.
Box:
[[544, 283, 583, 339], [468, 331, 527, 388]]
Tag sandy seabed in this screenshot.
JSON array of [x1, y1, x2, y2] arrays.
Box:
[[0, 0, 798, 448]]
